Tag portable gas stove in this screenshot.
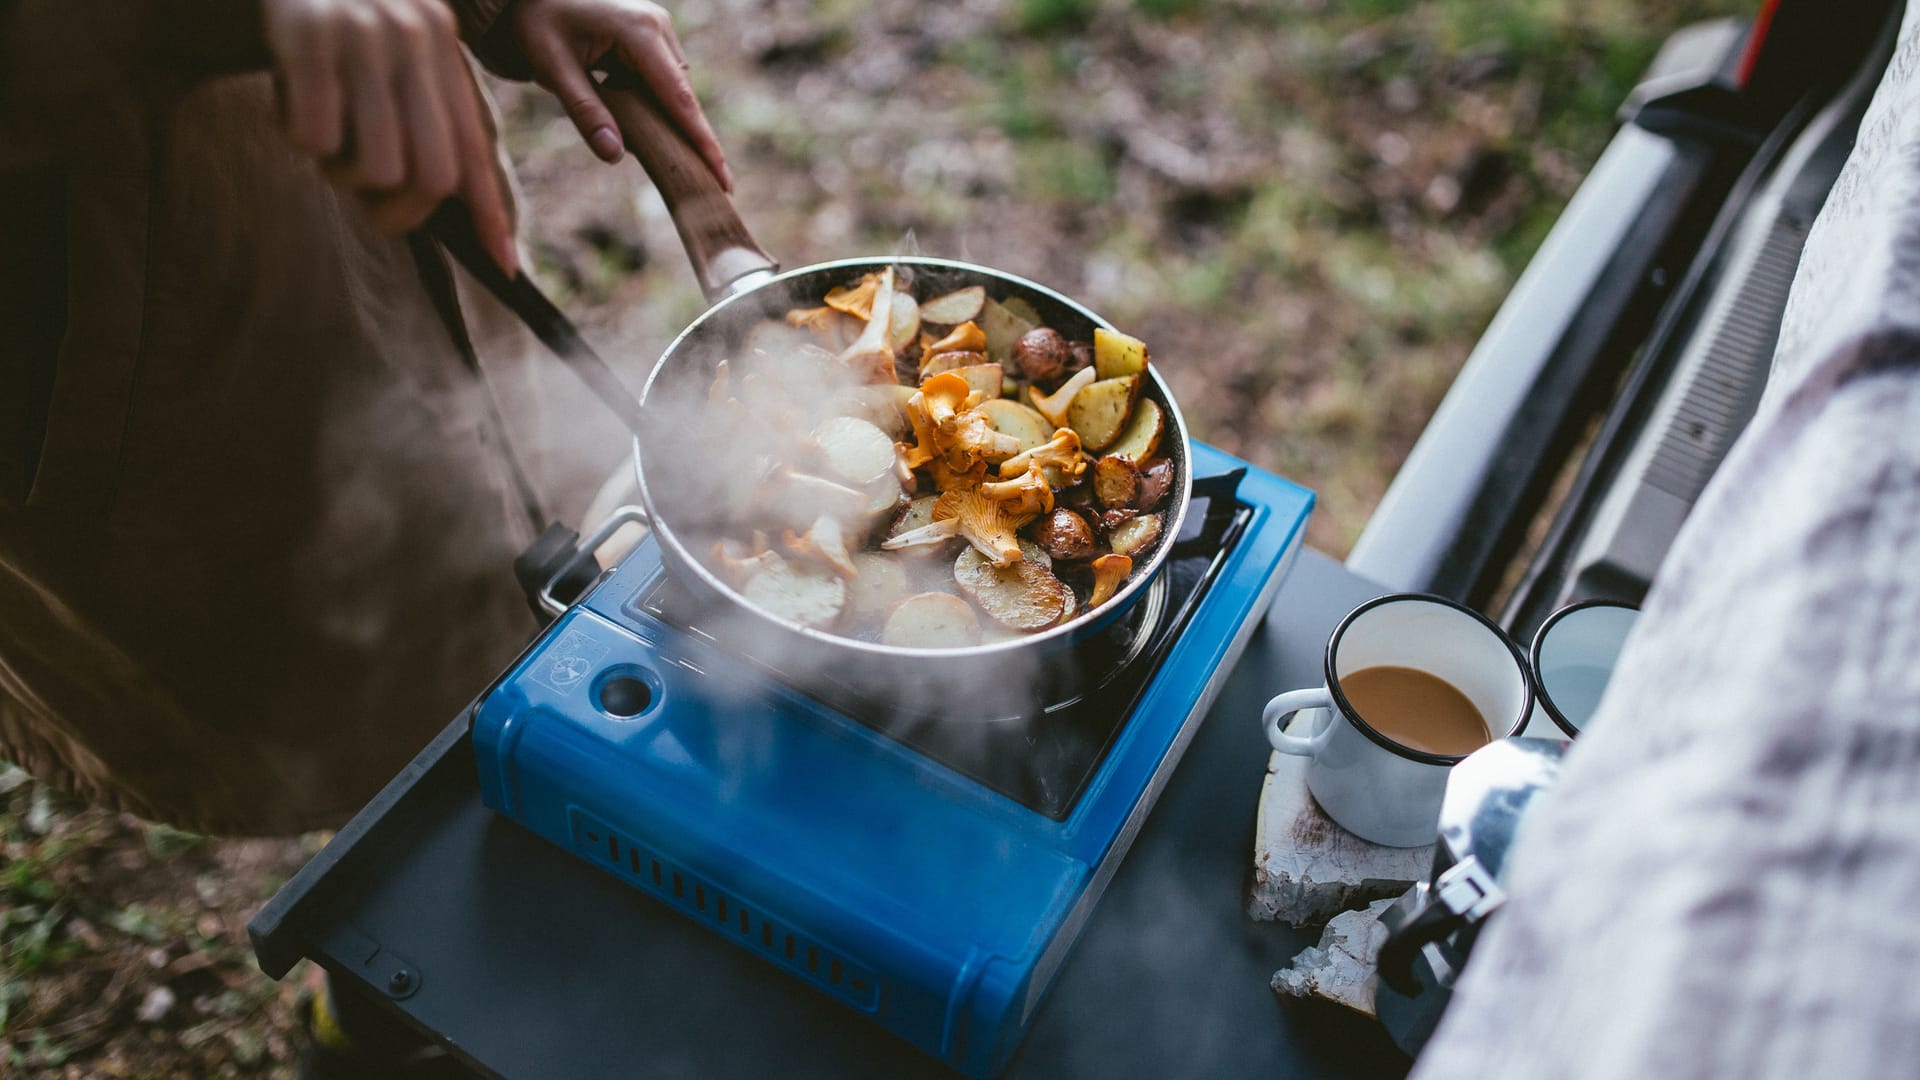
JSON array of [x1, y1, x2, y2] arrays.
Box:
[[470, 443, 1311, 1076]]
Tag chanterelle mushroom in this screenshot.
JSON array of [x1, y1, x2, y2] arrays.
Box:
[[711, 538, 781, 586], [937, 408, 1021, 470], [782, 514, 859, 579], [922, 320, 986, 359], [978, 460, 1054, 517], [837, 267, 898, 384], [879, 516, 959, 551], [899, 371, 965, 470], [933, 488, 1036, 568], [1087, 553, 1133, 608], [997, 427, 1086, 483], [1030, 367, 1097, 429], [823, 272, 884, 319], [906, 371, 1020, 471]]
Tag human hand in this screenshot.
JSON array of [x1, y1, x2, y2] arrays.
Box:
[[506, 0, 733, 191], [262, 0, 518, 274]]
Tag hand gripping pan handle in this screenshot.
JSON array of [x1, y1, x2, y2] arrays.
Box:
[[429, 68, 778, 436]]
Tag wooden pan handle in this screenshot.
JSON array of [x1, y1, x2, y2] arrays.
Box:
[[598, 70, 779, 302]]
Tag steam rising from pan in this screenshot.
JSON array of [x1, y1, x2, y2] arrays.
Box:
[[630, 257, 1192, 726]]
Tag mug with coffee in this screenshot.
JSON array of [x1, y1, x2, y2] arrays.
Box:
[[1262, 593, 1533, 847]]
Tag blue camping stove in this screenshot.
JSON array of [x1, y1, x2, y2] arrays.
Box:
[[472, 444, 1312, 1076]]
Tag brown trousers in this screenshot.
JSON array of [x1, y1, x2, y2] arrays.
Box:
[[0, 70, 621, 835]]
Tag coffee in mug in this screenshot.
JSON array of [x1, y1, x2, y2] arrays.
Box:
[[1339, 665, 1492, 756]]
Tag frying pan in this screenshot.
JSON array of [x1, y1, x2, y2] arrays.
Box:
[[437, 73, 1193, 715]]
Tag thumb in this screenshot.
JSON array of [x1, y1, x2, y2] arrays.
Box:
[[521, 25, 624, 164]]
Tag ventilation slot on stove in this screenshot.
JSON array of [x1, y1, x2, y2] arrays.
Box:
[[570, 810, 879, 1012]]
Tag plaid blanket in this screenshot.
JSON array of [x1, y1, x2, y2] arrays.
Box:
[[1414, 8, 1920, 1078]]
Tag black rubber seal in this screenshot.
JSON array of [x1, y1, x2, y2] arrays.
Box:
[[1528, 599, 1640, 739]]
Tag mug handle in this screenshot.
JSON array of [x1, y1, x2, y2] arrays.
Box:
[[1264, 688, 1336, 756]]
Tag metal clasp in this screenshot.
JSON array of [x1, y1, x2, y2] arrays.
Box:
[[1432, 855, 1507, 922], [537, 505, 651, 618]]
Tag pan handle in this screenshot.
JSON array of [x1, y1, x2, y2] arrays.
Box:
[[598, 70, 780, 304]]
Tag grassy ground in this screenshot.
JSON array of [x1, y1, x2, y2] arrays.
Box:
[[3, 1, 1735, 1074]]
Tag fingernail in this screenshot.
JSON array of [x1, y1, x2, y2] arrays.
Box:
[[722, 162, 735, 192], [590, 126, 623, 163]]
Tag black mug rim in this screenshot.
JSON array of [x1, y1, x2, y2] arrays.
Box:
[[1322, 592, 1534, 766], [1528, 598, 1641, 739]]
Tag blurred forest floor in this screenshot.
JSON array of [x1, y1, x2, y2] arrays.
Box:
[[3, 0, 1733, 1074]]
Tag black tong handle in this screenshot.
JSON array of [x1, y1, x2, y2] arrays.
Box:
[[426, 202, 649, 437]]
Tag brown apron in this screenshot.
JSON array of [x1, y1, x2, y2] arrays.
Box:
[[0, 70, 570, 835]]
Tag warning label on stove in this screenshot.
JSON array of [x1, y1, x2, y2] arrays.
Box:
[[535, 629, 609, 694]]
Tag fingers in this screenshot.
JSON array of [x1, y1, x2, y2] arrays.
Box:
[[365, 31, 460, 235], [519, 21, 627, 164], [446, 56, 520, 275], [341, 10, 406, 191], [373, 12, 517, 275], [276, 13, 344, 157], [263, 0, 515, 272], [615, 16, 733, 192]]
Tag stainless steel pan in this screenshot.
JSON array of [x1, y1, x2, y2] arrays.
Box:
[[441, 74, 1192, 717]]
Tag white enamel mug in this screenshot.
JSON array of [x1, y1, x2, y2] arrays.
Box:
[[1529, 599, 1639, 738], [1262, 594, 1533, 847]]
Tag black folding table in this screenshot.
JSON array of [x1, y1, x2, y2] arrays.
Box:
[[249, 550, 1411, 1078]]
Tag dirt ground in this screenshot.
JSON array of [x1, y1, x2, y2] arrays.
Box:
[[2, 1, 1734, 1075]]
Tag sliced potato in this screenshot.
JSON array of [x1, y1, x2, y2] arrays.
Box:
[[919, 286, 986, 325], [883, 495, 944, 545], [1001, 296, 1044, 327], [882, 592, 983, 648], [954, 546, 1071, 631], [1102, 398, 1164, 463], [744, 319, 811, 361], [854, 385, 917, 441], [864, 478, 906, 518], [1015, 536, 1053, 571], [812, 416, 897, 488], [1093, 327, 1149, 380], [978, 398, 1052, 451], [763, 468, 872, 528], [1108, 513, 1164, 558], [847, 553, 910, 617], [979, 297, 1037, 365], [1068, 375, 1139, 451], [1093, 455, 1141, 508], [887, 292, 921, 353], [742, 558, 847, 629], [919, 350, 990, 381], [946, 363, 1004, 402]]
